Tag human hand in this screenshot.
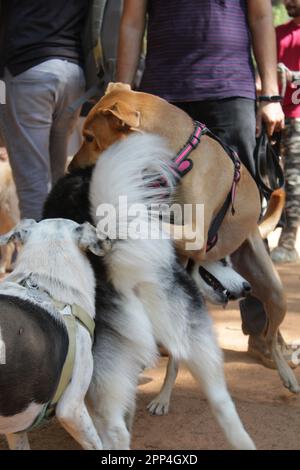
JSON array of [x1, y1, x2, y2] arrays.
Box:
[[256, 102, 285, 137]]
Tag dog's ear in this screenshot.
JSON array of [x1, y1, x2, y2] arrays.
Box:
[[100, 101, 141, 130], [0, 219, 36, 245], [105, 82, 132, 95], [75, 222, 111, 256]]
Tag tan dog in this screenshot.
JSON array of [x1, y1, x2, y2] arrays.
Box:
[[69, 82, 298, 393], [0, 159, 19, 274]]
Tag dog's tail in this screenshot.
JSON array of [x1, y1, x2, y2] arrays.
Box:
[[90, 133, 176, 237], [258, 188, 285, 239]]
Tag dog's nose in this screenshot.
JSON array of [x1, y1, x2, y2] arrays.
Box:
[[242, 281, 252, 296]]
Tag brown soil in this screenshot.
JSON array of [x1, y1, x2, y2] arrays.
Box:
[[1, 263, 300, 450]]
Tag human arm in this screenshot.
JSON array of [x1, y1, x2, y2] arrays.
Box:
[[116, 0, 148, 86], [247, 0, 285, 136]]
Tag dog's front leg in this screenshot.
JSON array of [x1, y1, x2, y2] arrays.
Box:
[[184, 324, 256, 450], [6, 432, 30, 450], [87, 293, 157, 450], [56, 328, 103, 450], [147, 356, 179, 416]]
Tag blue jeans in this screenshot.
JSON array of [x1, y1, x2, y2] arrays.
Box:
[[0, 59, 85, 220]]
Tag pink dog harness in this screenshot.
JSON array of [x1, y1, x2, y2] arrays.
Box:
[[172, 121, 205, 176], [170, 121, 241, 251]]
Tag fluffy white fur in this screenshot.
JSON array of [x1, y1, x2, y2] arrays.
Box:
[[90, 133, 176, 214], [147, 258, 250, 416], [90, 133, 177, 290], [87, 134, 255, 450]]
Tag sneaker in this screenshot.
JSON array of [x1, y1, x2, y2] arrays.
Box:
[[271, 246, 299, 264], [248, 334, 299, 369]]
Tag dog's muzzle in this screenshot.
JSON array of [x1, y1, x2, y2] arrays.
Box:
[[198, 266, 251, 304], [198, 266, 230, 303]]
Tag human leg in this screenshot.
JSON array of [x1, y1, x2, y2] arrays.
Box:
[[0, 65, 55, 219], [49, 60, 85, 185], [0, 60, 85, 220], [271, 117, 300, 263]]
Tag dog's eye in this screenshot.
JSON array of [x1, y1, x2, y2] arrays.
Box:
[[85, 135, 94, 143]]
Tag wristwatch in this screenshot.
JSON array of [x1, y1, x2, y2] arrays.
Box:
[[258, 95, 282, 103]]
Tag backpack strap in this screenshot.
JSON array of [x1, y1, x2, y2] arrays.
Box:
[[68, 1, 109, 113], [82, 0, 108, 68]]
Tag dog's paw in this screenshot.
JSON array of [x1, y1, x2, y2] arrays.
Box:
[[147, 398, 170, 416], [283, 376, 300, 394]]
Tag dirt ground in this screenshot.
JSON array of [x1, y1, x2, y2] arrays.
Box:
[[1, 234, 300, 450]]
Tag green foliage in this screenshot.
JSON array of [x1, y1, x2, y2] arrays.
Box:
[[273, 3, 289, 26]]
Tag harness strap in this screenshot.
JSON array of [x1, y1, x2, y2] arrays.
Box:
[[54, 301, 95, 340], [172, 122, 241, 252], [151, 120, 242, 252], [206, 195, 232, 252], [24, 312, 77, 432], [49, 301, 95, 408], [173, 122, 207, 177], [49, 309, 77, 408], [20, 296, 95, 433], [203, 130, 241, 250], [23, 403, 49, 433]]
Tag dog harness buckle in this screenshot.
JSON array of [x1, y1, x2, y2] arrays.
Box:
[[172, 121, 206, 178], [60, 305, 72, 316]]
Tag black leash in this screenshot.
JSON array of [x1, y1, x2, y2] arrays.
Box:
[[254, 124, 285, 200]]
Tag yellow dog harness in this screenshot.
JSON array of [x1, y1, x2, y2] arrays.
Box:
[[11, 275, 95, 432]]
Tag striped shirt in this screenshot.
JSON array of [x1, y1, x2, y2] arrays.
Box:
[[140, 0, 256, 102]]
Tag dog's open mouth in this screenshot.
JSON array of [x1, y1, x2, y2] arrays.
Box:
[[198, 266, 231, 303]]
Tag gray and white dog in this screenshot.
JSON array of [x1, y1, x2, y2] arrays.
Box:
[[84, 133, 255, 450], [147, 256, 251, 416], [0, 218, 110, 450]]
